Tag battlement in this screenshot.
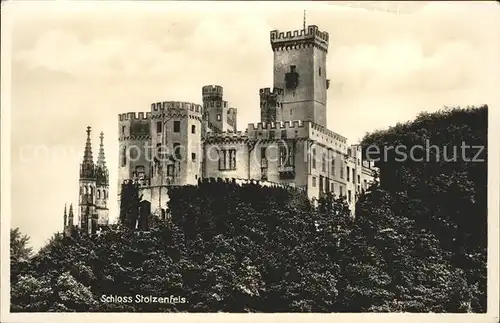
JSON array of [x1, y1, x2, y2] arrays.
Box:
[[119, 112, 152, 121], [310, 123, 347, 144], [259, 87, 284, 97], [150, 101, 203, 116], [270, 25, 329, 52], [204, 130, 248, 143], [203, 100, 229, 109], [202, 85, 223, 101], [248, 120, 305, 131]]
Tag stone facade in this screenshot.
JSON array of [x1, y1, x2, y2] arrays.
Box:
[[117, 24, 377, 216]]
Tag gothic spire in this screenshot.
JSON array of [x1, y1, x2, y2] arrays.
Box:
[[81, 126, 95, 179], [83, 126, 94, 166], [68, 203, 74, 226], [97, 131, 107, 169], [64, 204, 67, 227]]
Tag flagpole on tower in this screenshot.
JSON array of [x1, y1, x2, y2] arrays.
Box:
[[303, 10, 306, 30]]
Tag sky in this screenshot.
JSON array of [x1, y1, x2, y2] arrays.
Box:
[[5, 1, 500, 251]]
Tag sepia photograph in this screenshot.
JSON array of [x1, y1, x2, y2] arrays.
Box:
[[1, 1, 499, 322]]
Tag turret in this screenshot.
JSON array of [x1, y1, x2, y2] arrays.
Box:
[[259, 87, 284, 123], [202, 85, 236, 132]]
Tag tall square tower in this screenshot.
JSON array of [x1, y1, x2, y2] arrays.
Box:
[[270, 25, 330, 127]]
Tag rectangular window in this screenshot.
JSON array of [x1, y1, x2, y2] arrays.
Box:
[[358, 185, 360, 192], [312, 176, 316, 187], [156, 121, 162, 133], [135, 166, 145, 178], [217, 114, 221, 121], [348, 190, 352, 203], [167, 165, 174, 176], [340, 161, 344, 179], [347, 166, 350, 181], [121, 146, 127, 167], [281, 130, 287, 139], [322, 154, 326, 172], [261, 147, 266, 159], [331, 183, 335, 194], [312, 148, 316, 169], [218, 149, 223, 170], [319, 175, 324, 192], [156, 143, 163, 159], [332, 159, 335, 176], [192, 153, 196, 162], [219, 149, 236, 171], [269, 131, 275, 139], [230, 149, 236, 170], [173, 143, 181, 160], [357, 174, 360, 184], [279, 145, 287, 166], [173, 121, 180, 133], [352, 169, 356, 183], [319, 67, 322, 76], [122, 126, 126, 135], [340, 186, 343, 196], [191, 125, 196, 134]]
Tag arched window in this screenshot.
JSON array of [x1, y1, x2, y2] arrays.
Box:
[[97, 190, 101, 199]]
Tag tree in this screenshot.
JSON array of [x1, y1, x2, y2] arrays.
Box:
[[10, 228, 33, 283], [10, 228, 33, 263], [119, 180, 141, 229], [361, 106, 487, 312]]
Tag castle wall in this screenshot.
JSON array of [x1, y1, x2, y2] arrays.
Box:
[[203, 132, 250, 180], [150, 101, 203, 186], [138, 185, 170, 217], [273, 46, 316, 123]]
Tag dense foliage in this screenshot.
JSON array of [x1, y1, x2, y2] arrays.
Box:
[[360, 105, 487, 311], [10, 106, 487, 312]]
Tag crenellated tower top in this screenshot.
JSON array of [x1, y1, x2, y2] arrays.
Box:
[[270, 25, 329, 52], [202, 85, 223, 101]]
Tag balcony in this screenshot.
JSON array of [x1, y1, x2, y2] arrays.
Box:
[[278, 164, 295, 180]]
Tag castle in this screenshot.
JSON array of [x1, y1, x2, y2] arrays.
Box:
[[116, 23, 376, 219], [63, 23, 376, 234]]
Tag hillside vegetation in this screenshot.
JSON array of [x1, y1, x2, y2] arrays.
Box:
[[11, 106, 487, 312]]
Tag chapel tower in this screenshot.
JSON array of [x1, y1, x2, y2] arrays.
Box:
[[78, 127, 109, 234], [79, 126, 97, 235]]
